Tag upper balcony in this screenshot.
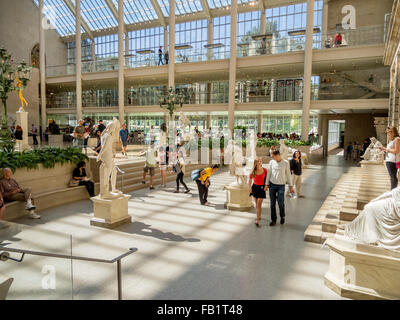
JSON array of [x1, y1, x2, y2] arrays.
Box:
[[45, 25, 386, 85]]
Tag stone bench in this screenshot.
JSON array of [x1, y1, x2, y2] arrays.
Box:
[[3, 184, 99, 222]]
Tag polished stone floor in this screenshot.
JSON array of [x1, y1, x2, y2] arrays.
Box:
[[0, 154, 352, 300]]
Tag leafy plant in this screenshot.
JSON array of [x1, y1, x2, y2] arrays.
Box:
[[256, 139, 311, 148], [0, 147, 88, 172]]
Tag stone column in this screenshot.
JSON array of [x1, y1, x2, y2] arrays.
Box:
[[39, 0, 47, 134], [164, 27, 168, 57], [260, 9, 266, 34], [76, 0, 82, 121], [301, 0, 314, 141], [118, 0, 125, 123], [207, 19, 213, 61], [228, 0, 238, 133], [16, 111, 30, 150], [392, 56, 398, 127], [91, 40, 95, 62], [322, 0, 329, 36], [206, 114, 211, 129], [168, 0, 175, 88], [125, 31, 129, 55], [257, 113, 262, 133]]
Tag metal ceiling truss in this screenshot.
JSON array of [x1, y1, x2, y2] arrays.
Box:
[[63, 0, 94, 39]]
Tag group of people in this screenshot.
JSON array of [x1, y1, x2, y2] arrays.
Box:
[[345, 139, 372, 162], [158, 46, 169, 65], [10, 123, 39, 146]]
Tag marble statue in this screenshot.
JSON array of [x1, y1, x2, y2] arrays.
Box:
[[337, 187, 400, 251], [179, 111, 190, 128], [225, 140, 247, 186], [279, 139, 289, 160], [97, 119, 123, 199], [360, 137, 384, 163]]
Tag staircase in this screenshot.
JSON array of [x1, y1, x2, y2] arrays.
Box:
[[115, 161, 207, 193]]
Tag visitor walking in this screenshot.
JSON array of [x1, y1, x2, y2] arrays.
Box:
[[194, 165, 219, 206], [93, 129, 102, 154], [0, 168, 40, 219], [73, 119, 85, 149], [119, 123, 129, 156], [140, 141, 157, 190], [14, 125, 23, 149], [72, 161, 95, 197], [248, 158, 267, 227], [345, 142, 353, 160], [265, 150, 294, 226], [97, 120, 106, 133], [158, 46, 164, 65], [289, 150, 304, 198], [31, 124, 38, 145], [158, 146, 168, 188], [164, 50, 169, 65], [380, 126, 400, 190], [173, 150, 190, 194]]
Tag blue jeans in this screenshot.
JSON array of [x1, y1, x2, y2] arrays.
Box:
[[269, 182, 285, 222]]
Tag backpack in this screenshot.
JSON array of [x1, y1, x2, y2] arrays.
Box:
[[191, 168, 204, 181]]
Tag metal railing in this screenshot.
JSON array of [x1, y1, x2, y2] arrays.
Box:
[[0, 246, 137, 300]]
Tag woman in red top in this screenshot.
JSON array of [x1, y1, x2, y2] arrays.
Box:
[[248, 158, 268, 227], [334, 32, 342, 47]]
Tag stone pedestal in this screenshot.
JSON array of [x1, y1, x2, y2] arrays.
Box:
[[324, 236, 400, 300], [224, 184, 253, 211], [90, 194, 132, 229], [359, 160, 384, 168], [16, 111, 30, 151]]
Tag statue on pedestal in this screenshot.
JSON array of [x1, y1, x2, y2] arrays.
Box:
[[360, 137, 384, 163], [279, 139, 289, 160], [224, 140, 247, 186], [337, 187, 400, 251], [97, 118, 123, 199]]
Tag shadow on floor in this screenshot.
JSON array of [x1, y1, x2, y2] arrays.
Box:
[[116, 221, 201, 243]]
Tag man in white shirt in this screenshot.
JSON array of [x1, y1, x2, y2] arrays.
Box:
[[140, 142, 157, 190], [265, 150, 294, 226]]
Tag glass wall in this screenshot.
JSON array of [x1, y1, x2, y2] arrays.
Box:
[[212, 15, 231, 59], [175, 19, 208, 63], [46, 114, 77, 127], [261, 112, 318, 134], [82, 88, 118, 107], [328, 120, 341, 145]]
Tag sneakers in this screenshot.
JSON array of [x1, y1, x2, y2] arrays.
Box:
[[25, 203, 36, 210], [184, 189, 191, 193], [29, 212, 41, 219]]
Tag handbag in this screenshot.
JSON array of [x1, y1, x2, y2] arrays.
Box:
[[69, 179, 80, 187]]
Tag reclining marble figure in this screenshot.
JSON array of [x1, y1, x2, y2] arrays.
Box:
[[279, 139, 289, 160], [337, 186, 400, 251], [97, 119, 123, 199]]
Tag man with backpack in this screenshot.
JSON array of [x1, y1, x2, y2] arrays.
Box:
[[192, 165, 219, 206]]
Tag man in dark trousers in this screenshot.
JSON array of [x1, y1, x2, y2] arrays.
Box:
[[158, 46, 164, 65], [195, 165, 219, 206]]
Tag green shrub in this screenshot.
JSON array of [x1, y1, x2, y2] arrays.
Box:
[[256, 138, 311, 148], [0, 147, 89, 172]]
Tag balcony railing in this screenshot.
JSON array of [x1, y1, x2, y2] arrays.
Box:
[[46, 64, 76, 77], [82, 59, 119, 73]]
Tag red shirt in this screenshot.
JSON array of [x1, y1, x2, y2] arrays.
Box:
[[250, 168, 267, 186], [334, 34, 342, 43]]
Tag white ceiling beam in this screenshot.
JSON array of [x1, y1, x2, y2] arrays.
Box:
[[149, 0, 167, 28], [63, 0, 94, 40], [104, 0, 119, 21], [200, 0, 212, 21]]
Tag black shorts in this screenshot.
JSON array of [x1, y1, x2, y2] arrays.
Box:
[[251, 184, 266, 199]]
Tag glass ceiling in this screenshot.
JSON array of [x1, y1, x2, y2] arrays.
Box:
[[32, 0, 267, 37]]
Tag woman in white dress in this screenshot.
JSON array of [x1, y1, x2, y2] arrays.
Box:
[[339, 187, 400, 251]]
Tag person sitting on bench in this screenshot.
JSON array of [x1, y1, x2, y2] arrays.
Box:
[[0, 168, 40, 219]]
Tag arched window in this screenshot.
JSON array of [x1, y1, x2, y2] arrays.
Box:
[[31, 44, 40, 68]]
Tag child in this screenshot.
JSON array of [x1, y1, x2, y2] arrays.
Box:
[[140, 142, 157, 190], [345, 142, 353, 160]]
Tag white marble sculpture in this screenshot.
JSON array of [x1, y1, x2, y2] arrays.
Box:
[[97, 118, 123, 199], [360, 137, 384, 163], [279, 139, 289, 160], [179, 111, 190, 128], [337, 187, 400, 251], [225, 139, 247, 186]]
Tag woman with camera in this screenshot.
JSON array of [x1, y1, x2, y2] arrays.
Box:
[[248, 158, 268, 228]]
